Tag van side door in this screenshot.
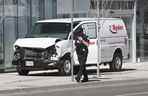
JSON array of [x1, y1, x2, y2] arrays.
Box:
[[82, 22, 98, 64]]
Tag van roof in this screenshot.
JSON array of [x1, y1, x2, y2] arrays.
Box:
[[37, 18, 122, 23]]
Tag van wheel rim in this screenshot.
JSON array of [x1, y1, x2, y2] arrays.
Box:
[[64, 60, 71, 74], [115, 56, 121, 69]]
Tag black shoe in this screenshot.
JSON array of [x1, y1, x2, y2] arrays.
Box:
[[75, 76, 80, 82], [81, 78, 88, 82]]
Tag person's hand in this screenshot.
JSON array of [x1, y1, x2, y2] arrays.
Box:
[[78, 36, 83, 41]]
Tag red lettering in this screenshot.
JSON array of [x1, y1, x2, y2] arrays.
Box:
[[110, 24, 124, 33]]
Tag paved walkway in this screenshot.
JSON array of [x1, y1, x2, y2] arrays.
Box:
[[0, 62, 148, 91]]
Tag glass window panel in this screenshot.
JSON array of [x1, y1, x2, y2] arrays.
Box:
[[32, 0, 40, 17], [137, 0, 148, 61], [4, 0, 17, 68], [82, 23, 96, 39], [18, 0, 28, 38], [45, 0, 56, 19], [4, 18, 16, 68], [4, 0, 17, 17]]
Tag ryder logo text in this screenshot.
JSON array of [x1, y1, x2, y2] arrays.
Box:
[[110, 24, 124, 33]]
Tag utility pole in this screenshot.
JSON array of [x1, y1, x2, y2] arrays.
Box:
[[71, 0, 74, 81], [96, 0, 101, 77], [132, 0, 137, 63]]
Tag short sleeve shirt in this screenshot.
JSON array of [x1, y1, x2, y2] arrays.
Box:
[[75, 33, 89, 54]]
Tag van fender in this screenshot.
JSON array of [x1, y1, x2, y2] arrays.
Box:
[[55, 40, 74, 57], [112, 48, 123, 61]]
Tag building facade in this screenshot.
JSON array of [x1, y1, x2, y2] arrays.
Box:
[[0, 0, 147, 72]]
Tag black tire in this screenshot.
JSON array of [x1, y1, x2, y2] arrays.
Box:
[[110, 52, 123, 71], [17, 69, 29, 76], [58, 59, 71, 76], [17, 65, 29, 76]]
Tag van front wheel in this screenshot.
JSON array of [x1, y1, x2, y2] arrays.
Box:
[[17, 67, 29, 76], [110, 52, 122, 71], [58, 59, 71, 76]]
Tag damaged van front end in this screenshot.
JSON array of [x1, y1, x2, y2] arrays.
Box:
[[12, 20, 73, 75], [12, 38, 64, 75]]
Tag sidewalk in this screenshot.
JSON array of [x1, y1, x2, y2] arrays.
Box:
[[0, 62, 148, 91], [100, 62, 148, 81]]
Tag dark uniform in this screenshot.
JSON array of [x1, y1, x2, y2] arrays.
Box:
[[74, 29, 89, 82]]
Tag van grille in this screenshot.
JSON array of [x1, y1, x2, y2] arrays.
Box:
[[24, 48, 44, 59]]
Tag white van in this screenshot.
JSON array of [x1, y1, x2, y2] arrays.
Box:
[[12, 18, 129, 75]]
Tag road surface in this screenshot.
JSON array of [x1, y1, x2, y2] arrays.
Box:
[[0, 79, 148, 96]]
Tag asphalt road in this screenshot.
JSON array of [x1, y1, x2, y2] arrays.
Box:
[[0, 62, 148, 96], [1, 79, 148, 96]]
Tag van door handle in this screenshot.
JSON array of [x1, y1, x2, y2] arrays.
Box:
[[124, 37, 128, 44]]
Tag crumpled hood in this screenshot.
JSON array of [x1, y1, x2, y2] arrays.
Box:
[[14, 38, 58, 49]]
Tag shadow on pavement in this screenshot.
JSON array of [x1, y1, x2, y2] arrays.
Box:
[[29, 68, 136, 77], [87, 68, 136, 75], [29, 71, 62, 77]]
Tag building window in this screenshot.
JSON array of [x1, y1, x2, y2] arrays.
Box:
[[90, 0, 97, 9], [90, 0, 135, 10]]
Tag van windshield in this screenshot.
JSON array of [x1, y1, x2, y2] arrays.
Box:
[[29, 23, 72, 39]]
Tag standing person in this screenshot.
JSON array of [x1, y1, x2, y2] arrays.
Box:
[[74, 27, 89, 82]]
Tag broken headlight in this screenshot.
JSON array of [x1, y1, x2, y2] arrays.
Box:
[[14, 52, 21, 60]]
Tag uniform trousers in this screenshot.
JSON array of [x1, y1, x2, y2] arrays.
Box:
[[76, 48, 88, 80]]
